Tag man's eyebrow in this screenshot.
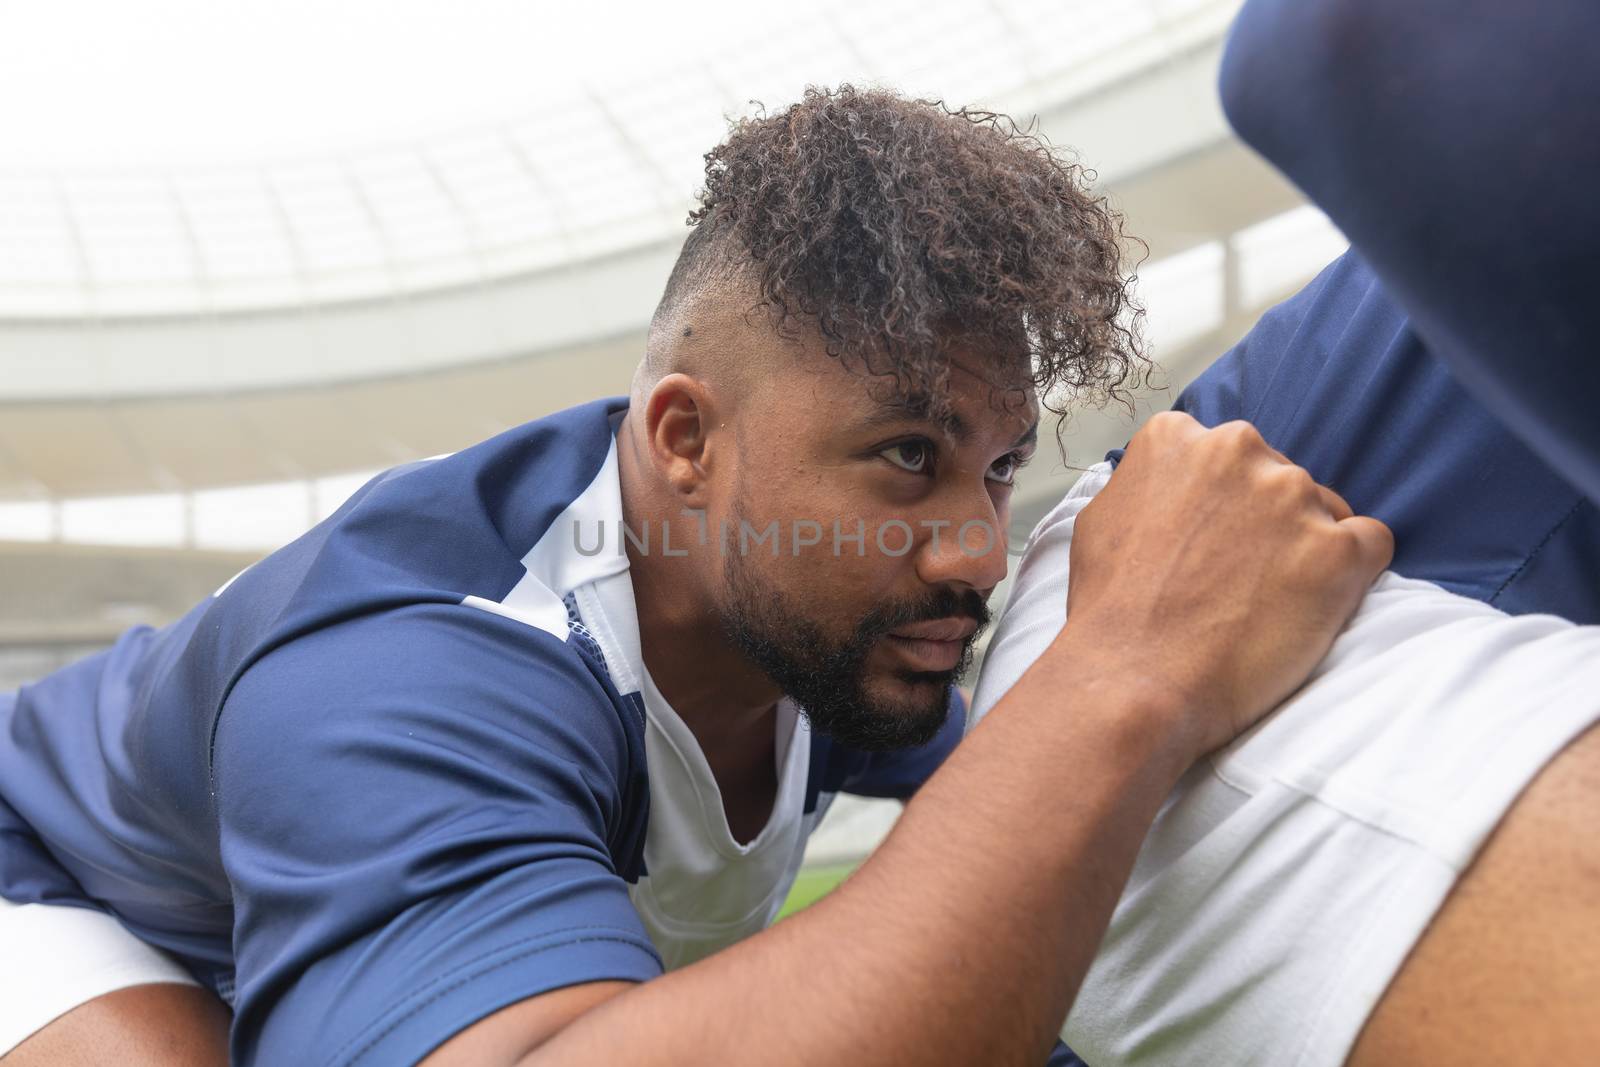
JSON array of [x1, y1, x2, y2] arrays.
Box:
[[859, 397, 970, 441], [858, 401, 1037, 450]]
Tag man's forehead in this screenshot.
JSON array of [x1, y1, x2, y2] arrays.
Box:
[[743, 306, 1039, 442], [855, 385, 1038, 446]]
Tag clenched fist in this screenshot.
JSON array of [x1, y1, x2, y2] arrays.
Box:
[[1060, 411, 1393, 758]]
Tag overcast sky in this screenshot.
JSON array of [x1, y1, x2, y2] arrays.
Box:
[[0, 0, 775, 166]]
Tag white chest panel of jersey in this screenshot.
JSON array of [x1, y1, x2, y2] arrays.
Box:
[[628, 679, 815, 969], [578, 570, 823, 971]]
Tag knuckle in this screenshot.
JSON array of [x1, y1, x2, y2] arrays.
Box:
[[1270, 463, 1317, 497], [1216, 419, 1263, 447], [1374, 518, 1396, 551], [1329, 524, 1363, 561], [1142, 410, 1194, 443], [1148, 409, 1191, 430], [1323, 525, 1373, 575], [1205, 420, 1266, 461], [1354, 518, 1396, 567], [1249, 461, 1311, 507]]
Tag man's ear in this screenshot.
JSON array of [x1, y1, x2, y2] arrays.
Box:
[[642, 373, 722, 503]]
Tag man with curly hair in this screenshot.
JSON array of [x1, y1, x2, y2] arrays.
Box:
[[0, 87, 1389, 1065]]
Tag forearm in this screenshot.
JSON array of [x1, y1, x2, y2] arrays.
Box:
[[531, 635, 1189, 1066]]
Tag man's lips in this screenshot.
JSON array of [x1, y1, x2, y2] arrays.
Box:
[[888, 617, 979, 642], [882, 617, 978, 672]]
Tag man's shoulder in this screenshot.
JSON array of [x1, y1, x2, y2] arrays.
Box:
[[281, 393, 626, 569], [1172, 254, 1596, 617], [201, 397, 647, 802], [219, 596, 639, 763], [1173, 252, 1403, 447], [212, 596, 651, 882], [309, 394, 629, 580], [195, 396, 634, 713]]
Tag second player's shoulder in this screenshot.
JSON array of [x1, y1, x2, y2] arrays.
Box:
[[1172, 252, 1401, 442]]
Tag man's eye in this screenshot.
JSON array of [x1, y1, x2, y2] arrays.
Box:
[[987, 451, 1026, 486], [880, 441, 931, 474]]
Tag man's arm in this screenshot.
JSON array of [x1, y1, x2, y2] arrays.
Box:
[[423, 413, 1391, 1066], [1218, 0, 1600, 502]]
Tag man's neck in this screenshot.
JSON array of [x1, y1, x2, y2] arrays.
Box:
[[616, 412, 783, 772]]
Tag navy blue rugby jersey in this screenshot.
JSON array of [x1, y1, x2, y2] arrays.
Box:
[[1098, 0, 1600, 625], [1147, 0, 1599, 623], [0, 396, 965, 1065], [1219, 0, 1600, 506], [1167, 252, 1600, 624]]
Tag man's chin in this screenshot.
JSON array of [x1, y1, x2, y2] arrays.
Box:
[[778, 658, 954, 753], [858, 662, 956, 719]]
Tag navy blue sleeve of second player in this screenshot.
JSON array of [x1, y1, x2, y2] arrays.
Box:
[[212, 605, 661, 1065], [1219, 0, 1600, 502], [1172, 252, 1600, 623]]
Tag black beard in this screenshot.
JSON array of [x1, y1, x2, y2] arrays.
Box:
[[717, 545, 990, 752]]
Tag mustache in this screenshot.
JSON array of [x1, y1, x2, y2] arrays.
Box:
[[861, 586, 991, 641]]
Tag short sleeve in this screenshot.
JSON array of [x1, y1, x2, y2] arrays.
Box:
[[1170, 253, 1600, 621], [212, 603, 661, 1066]]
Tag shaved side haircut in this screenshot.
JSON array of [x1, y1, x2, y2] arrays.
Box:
[[644, 85, 1148, 418]]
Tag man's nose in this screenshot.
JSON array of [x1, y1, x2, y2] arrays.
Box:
[[913, 504, 1009, 595]]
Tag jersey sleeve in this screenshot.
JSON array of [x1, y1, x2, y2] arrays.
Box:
[[212, 603, 661, 1066], [1219, 0, 1600, 501], [1170, 253, 1359, 432], [1170, 251, 1600, 622]]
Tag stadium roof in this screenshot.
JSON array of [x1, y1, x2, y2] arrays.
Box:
[[0, 0, 1360, 544], [0, 0, 1238, 320]]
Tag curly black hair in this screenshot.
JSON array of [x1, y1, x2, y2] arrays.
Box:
[[659, 84, 1147, 417]]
